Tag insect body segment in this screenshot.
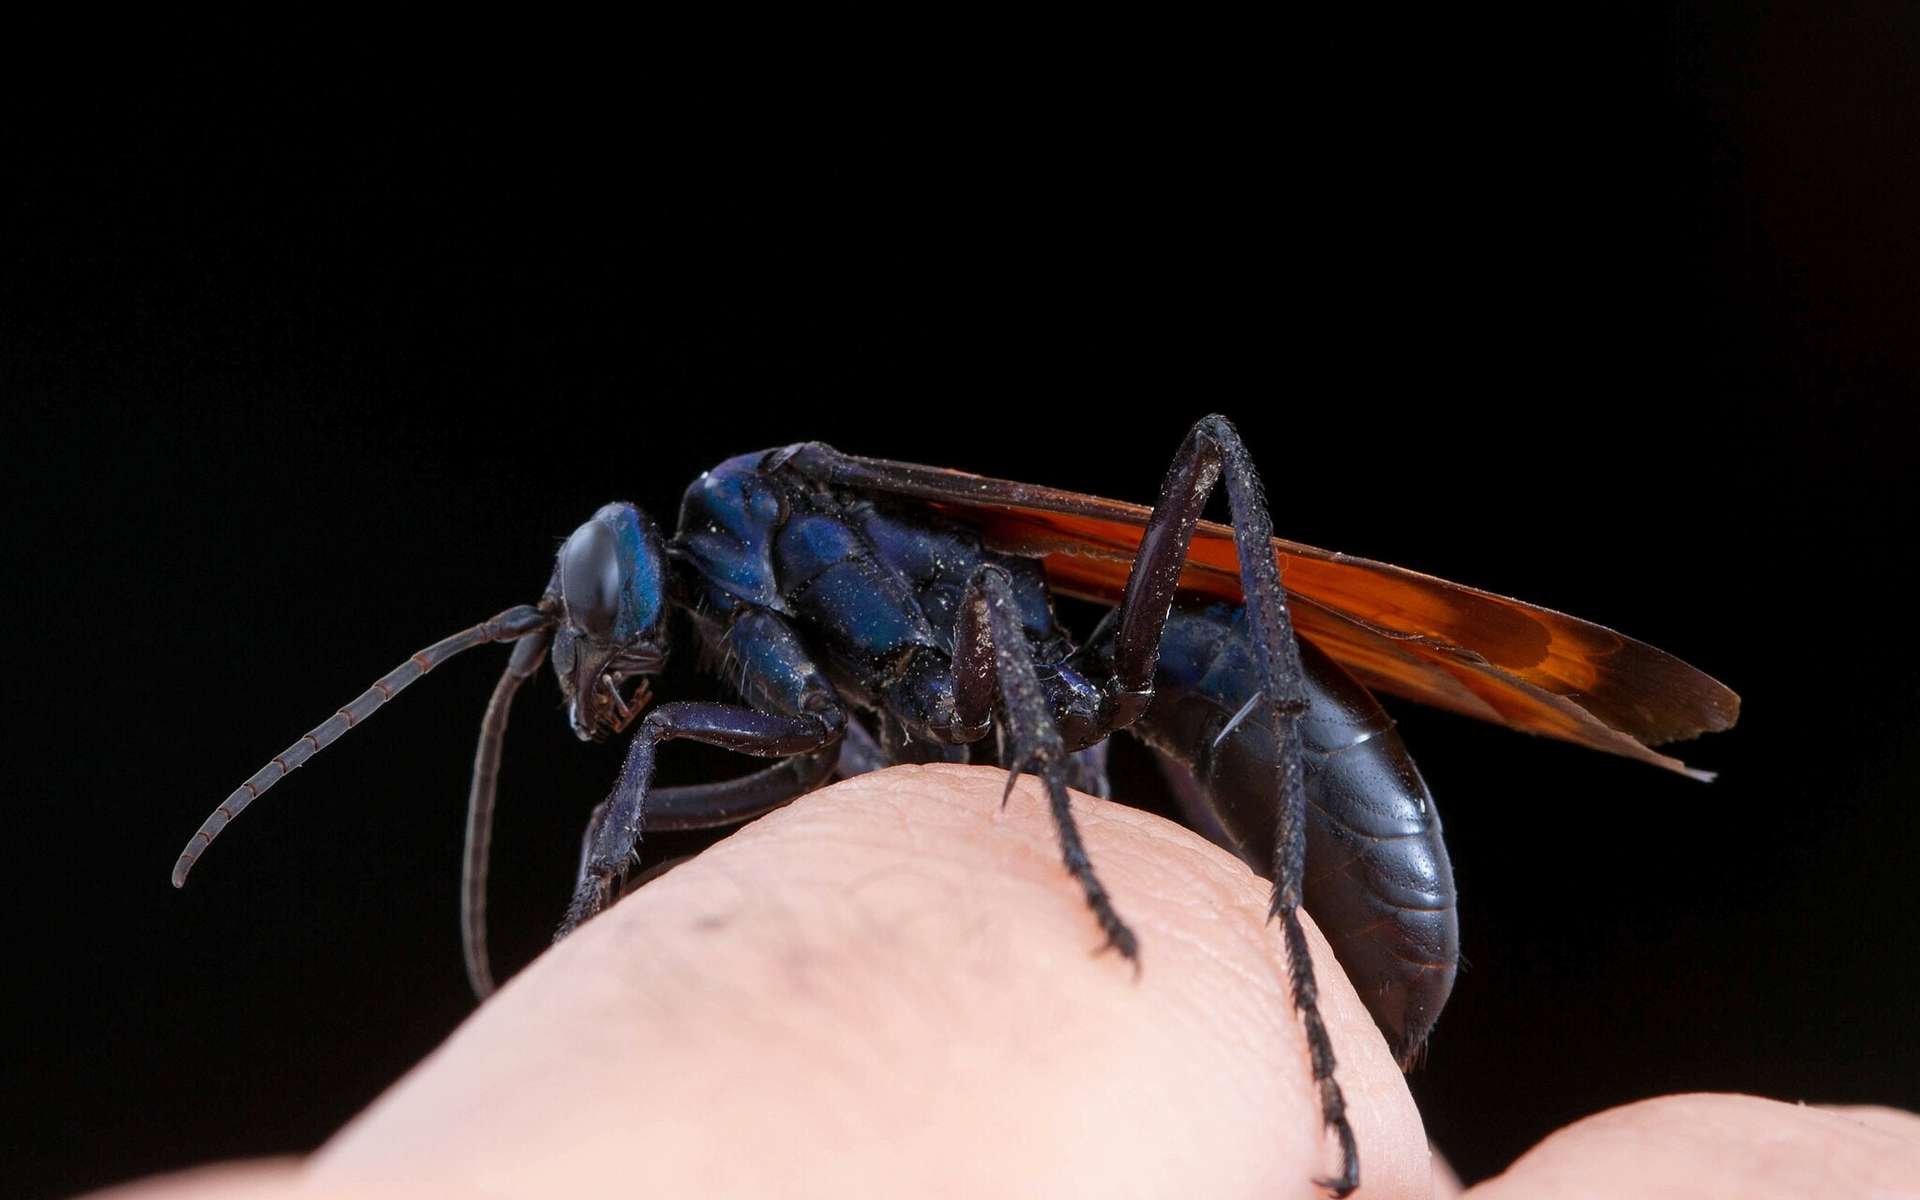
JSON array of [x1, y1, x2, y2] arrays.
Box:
[[177, 415, 1738, 1200], [1109, 603, 1458, 1064]]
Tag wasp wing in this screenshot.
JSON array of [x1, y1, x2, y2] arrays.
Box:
[[785, 443, 1738, 777]]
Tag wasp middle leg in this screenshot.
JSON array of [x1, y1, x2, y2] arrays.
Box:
[[954, 563, 1139, 961]]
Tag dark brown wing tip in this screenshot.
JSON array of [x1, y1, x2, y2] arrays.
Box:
[[1624, 645, 1746, 743], [1639, 672, 1736, 782]]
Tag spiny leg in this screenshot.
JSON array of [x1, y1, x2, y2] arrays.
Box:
[[556, 608, 845, 940], [463, 637, 843, 996], [559, 701, 843, 936], [565, 756, 846, 900], [560, 751, 840, 900], [642, 745, 841, 830], [955, 564, 1137, 962], [1106, 415, 1356, 1196]]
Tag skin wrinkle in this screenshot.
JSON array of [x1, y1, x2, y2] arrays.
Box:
[[898, 768, 1274, 1152], [689, 779, 1102, 1081], [636, 850, 941, 1117], [605, 849, 858, 1059], [1147, 941, 1293, 1119], [932, 788, 1125, 978], [809, 786, 1057, 979]]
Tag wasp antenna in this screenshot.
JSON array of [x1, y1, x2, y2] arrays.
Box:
[[171, 603, 554, 888], [461, 627, 552, 1000]]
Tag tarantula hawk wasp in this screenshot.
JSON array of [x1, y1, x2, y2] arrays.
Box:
[[174, 415, 1737, 1196]]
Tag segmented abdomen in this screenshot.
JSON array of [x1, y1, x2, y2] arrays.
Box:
[[1113, 602, 1460, 1063]]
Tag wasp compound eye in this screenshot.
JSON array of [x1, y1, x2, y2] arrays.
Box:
[[558, 520, 622, 642]]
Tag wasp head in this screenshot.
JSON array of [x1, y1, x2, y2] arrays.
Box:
[[550, 502, 671, 741]]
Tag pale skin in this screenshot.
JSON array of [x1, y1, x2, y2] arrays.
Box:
[[102, 766, 1920, 1199]]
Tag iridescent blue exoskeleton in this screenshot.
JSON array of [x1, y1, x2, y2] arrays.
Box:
[[175, 416, 1738, 1197]]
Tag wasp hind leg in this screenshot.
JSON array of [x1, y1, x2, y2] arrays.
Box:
[[1101, 415, 1357, 1198]]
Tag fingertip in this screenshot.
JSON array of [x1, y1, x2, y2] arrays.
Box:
[[313, 764, 1429, 1197], [1466, 1093, 1920, 1199]]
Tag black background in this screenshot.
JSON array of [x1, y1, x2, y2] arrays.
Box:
[[9, 13, 1918, 1197]]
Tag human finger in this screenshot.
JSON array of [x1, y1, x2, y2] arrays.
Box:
[[1463, 1092, 1920, 1199], [303, 763, 1432, 1198]]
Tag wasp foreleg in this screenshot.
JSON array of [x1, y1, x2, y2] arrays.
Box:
[[641, 746, 842, 831], [555, 609, 846, 940]]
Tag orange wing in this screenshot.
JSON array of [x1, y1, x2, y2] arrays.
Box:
[[791, 445, 1740, 778]]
